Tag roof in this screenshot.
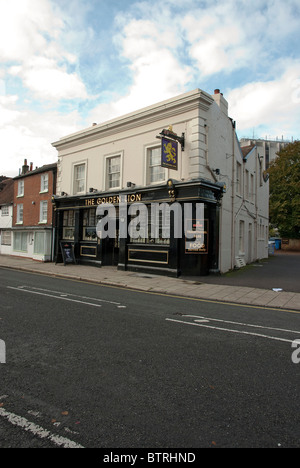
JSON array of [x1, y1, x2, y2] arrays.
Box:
[[241, 144, 256, 159], [0, 178, 14, 205], [14, 162, 57, 180]]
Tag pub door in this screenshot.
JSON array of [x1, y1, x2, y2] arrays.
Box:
[[101, 220, 119, 266]]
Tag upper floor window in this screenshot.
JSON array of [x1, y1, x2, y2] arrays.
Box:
[[106, 155, 121, 189], [40, 174, 49, 193], [147, 147, 166, 185], [18, 180, 24, 197], [17, 204, 23, 224], [236, 162, 242, 196], [39, 201, 48, 223], [1, 206, 9, 216], [73, 164, 86, 195]]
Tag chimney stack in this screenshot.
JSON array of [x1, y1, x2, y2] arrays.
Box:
[[21, 159, 29, 175], [30, 162, 33, 171], [212, 89, 228, 116]]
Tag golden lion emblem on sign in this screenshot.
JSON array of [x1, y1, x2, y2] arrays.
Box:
[[164, 142, 176, 164]]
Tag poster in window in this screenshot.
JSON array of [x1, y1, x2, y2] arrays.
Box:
[[185, 219, 208, 254]]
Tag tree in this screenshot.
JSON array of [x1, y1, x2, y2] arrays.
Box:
[[268, 141, 300, 239]]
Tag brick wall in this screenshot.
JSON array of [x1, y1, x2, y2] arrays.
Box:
[[13, 168, 56, 227]]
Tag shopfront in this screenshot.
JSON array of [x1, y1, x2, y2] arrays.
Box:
[[53, 178, 224, 277]]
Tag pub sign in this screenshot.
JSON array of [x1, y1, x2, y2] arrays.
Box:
[[161, 137, 178, 170]]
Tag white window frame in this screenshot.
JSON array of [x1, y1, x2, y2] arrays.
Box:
[[104, 153, 123, 191], [73, 162, 87, 195], [16, 204, 23, 224], [145, 144, 167, 186], [1, 206, 9, 216], [239, 220, 245, 254], [40, 174, 49, 193], [39, 200, 48, 224], [13, 231, 27, 252], [236, 162, 242, 196], [17, 180, 24, 197], [1, 230, 11, 246]]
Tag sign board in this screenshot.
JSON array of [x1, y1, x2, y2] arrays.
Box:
[[60, 241, 76, 265], [161, 137, 178, 170], [185, 219, 208, 254]]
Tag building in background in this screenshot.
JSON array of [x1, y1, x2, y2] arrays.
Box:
[[0, 177, 14, 256], [52, 89, 269, 276], [12, 160, 57, 262], [240, 137, 291, 169]]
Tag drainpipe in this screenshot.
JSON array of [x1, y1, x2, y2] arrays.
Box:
[[231, 122, 236, 270]]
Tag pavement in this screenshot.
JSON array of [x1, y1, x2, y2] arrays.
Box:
[[0, 251, 299, 312]]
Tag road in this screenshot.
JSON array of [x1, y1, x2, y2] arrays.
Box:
[[0, 268, 299, 449]]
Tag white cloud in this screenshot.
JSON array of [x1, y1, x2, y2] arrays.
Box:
[[0, 0, 63, 63], [0, 89, 83, 177], [0, 0, 88, 102], [9, 57, 88, 101], [227, 62, 300, 138], [88, 12, 192, 123]]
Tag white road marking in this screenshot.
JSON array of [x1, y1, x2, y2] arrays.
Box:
[[0, 407, 84, 448], [7, 286, 102, 308], [26, 286, 121, 305], [183, 315, 300, 335], [7, 285, 123, 307], [166, 317, 298, 344]]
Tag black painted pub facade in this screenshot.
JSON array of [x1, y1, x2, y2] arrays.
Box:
[[52, 178, 224, 277]]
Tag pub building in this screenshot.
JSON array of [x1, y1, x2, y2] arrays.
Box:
[[52, 89, 269, 276]]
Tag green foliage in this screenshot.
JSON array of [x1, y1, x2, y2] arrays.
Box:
[[268, 141, 300, 239]]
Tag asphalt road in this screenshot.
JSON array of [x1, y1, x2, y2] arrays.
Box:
[[183, 251, 300, 293], [0, 268, 299, 449]]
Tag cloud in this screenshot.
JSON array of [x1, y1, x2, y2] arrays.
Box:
[[88, 12, 192, 123], [0, 102, 83, 177], [0, 0, 89, 102], [227, 61, 300, 138], [9, 57, 88, 101]]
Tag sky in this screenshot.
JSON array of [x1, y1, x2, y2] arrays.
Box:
[[1, 0, 300, 177]]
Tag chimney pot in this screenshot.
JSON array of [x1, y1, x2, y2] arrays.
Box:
[[214, 89, 220, 94]]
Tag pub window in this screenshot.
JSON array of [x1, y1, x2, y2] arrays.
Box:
[[73, 163, 86, 195], [63, 210, 75, 240], [106, 155, 121, 189], [82, 209, 97, 241], [129, 205, 170, 245], [147, 147, 166, 185]]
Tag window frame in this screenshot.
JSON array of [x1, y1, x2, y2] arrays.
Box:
[[73, 162, 87, 195], [39, 200, 48, 224], [145, 145, 167, 186], [40, 174, 49, 193], [104, 153, 123, 191], [17, 180, 24, 198], [16, 204, 23, 224]]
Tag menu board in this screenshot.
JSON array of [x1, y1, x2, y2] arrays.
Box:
[[60, 241, 76, 265], [185, 219, 208, 254]]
